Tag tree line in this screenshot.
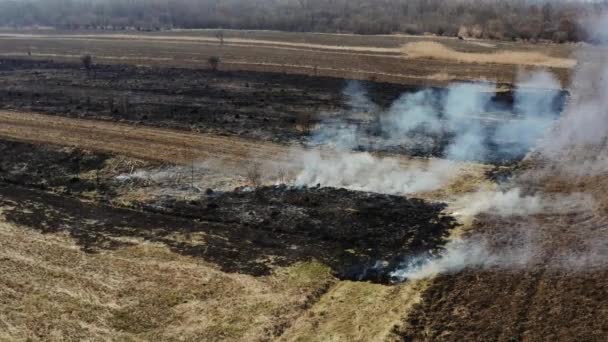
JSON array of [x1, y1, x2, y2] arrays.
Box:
[[1, 0, 607, 43]]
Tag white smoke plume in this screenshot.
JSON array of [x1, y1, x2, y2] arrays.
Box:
[[453, 188, 543, 218], [390, 191, 597, 281], [494, 70, 562, 157], [310, 73, 562, 162], [296, 71, 562, 195], [390, 235, 533, 281], [452, 189, 593, 218], [294, 149, 457, 194], [115, 159, 244, 193], [539, 12, 608, 159], [388, 29, 608, 280], [343, 79, 379, 114], [293, 33, 608, 279]]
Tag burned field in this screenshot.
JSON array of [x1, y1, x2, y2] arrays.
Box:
[[0, 39, 606, 340], [0, 59, 548, 284], [0, 58, 406, 142], [399, 212, 608, 341], [0, 58, 566, 164], [0, 139, 457, 282]]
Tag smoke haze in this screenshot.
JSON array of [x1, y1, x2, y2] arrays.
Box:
[[387, 14, 608, 281], [295, 69, 563, 196]]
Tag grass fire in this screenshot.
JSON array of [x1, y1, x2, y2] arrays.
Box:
[[0, 2, 606, 341]]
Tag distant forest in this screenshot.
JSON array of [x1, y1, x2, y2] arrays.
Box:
[[1, 0, 607, 42]]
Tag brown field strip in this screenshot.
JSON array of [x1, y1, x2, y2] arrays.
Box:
[[0, 31, 575, 86], [0, 110, 291, 166]]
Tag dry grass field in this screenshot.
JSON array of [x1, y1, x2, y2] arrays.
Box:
[[0, 29, 577, 87]]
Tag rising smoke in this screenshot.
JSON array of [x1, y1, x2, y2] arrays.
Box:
[[539, 12, 608, 159], [295, 69, 563, 195], [390, 191, 596, 281], [317, 71, 561, 161], [293, 149, 456, 194], [390, 235, 533, 281], [290, 14, 608, 281], [389, 14, 608, 281]]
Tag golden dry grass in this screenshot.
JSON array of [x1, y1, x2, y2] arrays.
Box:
[[0, 214, 336, 341], [0, 110, 291, 167], [279, 280, 429, 342], [402, 41, 576, 69], [0, 198, 439, 342]]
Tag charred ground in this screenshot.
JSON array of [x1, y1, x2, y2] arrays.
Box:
[[1, 46, 604, 341], [0, 58, 566, 164], [0, 139, 457, 282]]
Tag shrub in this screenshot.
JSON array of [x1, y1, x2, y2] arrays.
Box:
[[81, 54, 93, 71], [246, 163, 262, 188], [208, 56, 220, 71]]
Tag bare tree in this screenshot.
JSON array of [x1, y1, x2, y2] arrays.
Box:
[[216, 29, 224, 45], [81, 54, 93, 75]]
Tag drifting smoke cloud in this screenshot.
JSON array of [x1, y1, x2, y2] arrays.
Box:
[[389, 14, 608, 281], [296, 70, 562, 195], [540, 12, 608, 157], [454, 189, 594, 218], [343, 79, 378, 114], [294, 150, 456, 194], [290, 14, 608, 280], [453, 188, 542, 218], [317, 73, 561, 160], [540, 56, 608, 155], [391, 191, 596, 281], [495, 71, 562, 157], [115, 159, 242, 194], [390, 235, 533, 281]]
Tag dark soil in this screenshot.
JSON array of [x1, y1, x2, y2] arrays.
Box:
[[397, 212, 608, 341], [399, 268, 608, 342], [0, 139, 162, 198]]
